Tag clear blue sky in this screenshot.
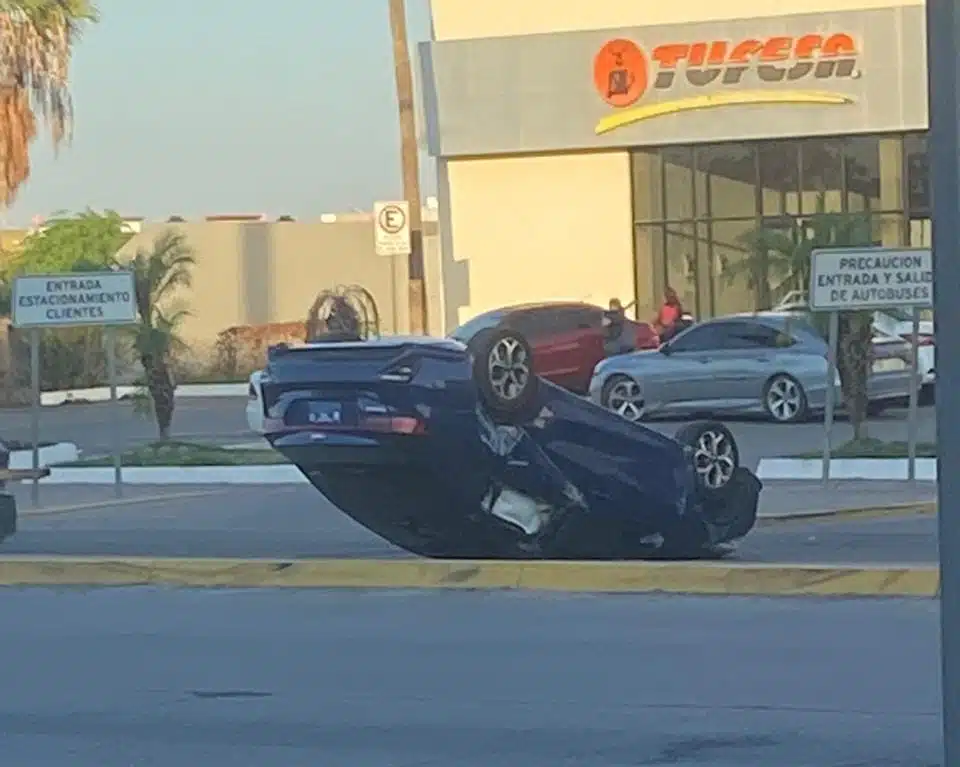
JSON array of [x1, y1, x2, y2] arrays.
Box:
[[5, 0, 434, 226]]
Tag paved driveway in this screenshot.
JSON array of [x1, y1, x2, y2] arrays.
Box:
[[1, 482, 938, 563]]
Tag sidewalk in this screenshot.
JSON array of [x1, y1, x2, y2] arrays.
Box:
[[758, 479, 936, 518], [5, 484, 226, 516]]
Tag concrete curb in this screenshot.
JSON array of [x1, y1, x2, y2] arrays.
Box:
[[39, 382, 247, 407], [757, 457, 937, 481], [0, 557, 939, 596], [8, 442, 79, 469], [37, 465, 304, 484]]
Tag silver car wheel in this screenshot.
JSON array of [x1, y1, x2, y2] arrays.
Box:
[[692, 429, 736, 489], [766, 376, 803, 422], [488, 337, 530, 401], [607, 378, 645, 422]]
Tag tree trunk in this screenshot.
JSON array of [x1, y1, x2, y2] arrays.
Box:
[[837, 311, 872, 441], [388, 0, 427, 334], [140, 352, 175, 440]]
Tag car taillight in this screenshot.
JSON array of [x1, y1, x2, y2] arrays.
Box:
[[358, 415, 425, 434], [902, 333, 934, 346]]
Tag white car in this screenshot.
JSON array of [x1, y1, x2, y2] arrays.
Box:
[[245, 370, 266, 434], [774, 292, 935, 394]]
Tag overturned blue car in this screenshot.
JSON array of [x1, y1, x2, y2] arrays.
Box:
[[260, 327, 761, 559]]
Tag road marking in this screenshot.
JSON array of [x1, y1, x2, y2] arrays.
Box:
[[16, 490, 229, 517]]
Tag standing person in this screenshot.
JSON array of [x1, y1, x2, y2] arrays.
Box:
[[653, 287, 684, 341], [602, 298, 631, 357]]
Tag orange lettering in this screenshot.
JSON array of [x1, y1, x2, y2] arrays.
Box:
[[728, 39, 763, 63], [759, 36, 792, 62], [794, 34, 823, 59], [688, 42, 708, 66], [652, 43, 689, 68], [706, 41, 729, 65], [822, 32, 856, 56]]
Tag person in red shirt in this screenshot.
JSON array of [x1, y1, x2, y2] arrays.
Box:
[[653, 287, 683, 340]]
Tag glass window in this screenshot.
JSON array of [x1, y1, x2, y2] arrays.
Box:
[[905, 133, 929, 217], [844, 136, 881, 210], [799, 139, 844, 213], [668, 323, 731, 352], [758, 142, 800, 216], [694, 144, 758, 218], [449, 310, 504, 342], [709, 219, 762, 314], [632, 150, 664, 222], [662, 146, 695, 220], [508, 310, 556, 339], [723, 321, 796, 349], [663, 222, 700, 317]]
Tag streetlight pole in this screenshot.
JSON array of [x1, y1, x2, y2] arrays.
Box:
[[388, 0, 428, 335], [925, 0, 960, 764]]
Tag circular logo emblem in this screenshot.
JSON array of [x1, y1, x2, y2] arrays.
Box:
[[593, 39, 647, 108]]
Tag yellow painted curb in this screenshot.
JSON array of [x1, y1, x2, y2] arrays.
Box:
[[758, 501, 936, 527], [0, 557, 939, 597]]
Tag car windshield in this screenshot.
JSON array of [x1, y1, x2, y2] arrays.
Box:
[[449, 311, 505, 342]]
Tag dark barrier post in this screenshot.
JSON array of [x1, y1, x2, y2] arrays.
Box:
[[925, 0, 960, 763]]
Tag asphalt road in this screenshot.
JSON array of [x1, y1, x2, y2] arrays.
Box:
[[0, 588, 941, 765], [3, 482, 938, 563], [0, 396, 939, 468]]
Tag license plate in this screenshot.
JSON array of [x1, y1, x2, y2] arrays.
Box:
[[307, 400, 342, 425]]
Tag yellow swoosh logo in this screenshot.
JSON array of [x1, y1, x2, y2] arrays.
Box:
[[594, 90, 855, 135]]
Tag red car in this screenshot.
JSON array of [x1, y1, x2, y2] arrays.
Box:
[[450, 301, 659, 394]]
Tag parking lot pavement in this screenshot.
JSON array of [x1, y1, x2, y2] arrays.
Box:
[[0, 397, 937, 468], [0, 482, 939, 563], [0, 588, 940, 765], [0, 397, 252, 454]]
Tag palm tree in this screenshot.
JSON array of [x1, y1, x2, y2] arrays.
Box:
[[0, 1, 98, 206], [729, 203, 877, 440], [124, 230, 195, 440]]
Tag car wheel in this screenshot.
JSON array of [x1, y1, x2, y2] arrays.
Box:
[[763, 374, 808, 423], [674, 421, 740, 493], [468, 327, 540, 424], [601, 374, 646, 422]]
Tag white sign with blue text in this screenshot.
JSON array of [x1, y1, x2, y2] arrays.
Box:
[[12, 270, 138, 328], [809, 247, 933, 311]]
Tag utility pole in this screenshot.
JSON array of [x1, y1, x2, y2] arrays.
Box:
[[388, 0, 428, 334]]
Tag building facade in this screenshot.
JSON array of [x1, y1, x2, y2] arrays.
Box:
[[420, 0, 930, 327]]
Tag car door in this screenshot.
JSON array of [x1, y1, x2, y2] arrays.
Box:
[[514, 306, 599, 392], [700, 320, 794, 404], [646, 323, 730, 407]]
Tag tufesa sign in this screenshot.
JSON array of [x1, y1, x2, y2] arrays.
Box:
[[593, 32, 859, 134]]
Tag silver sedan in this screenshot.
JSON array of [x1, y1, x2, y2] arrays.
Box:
[[588, 313, 916, 424]]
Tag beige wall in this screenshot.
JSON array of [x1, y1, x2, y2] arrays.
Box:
[[429, 0, 923, 324], [430, 0, 922, 40], [116, 219, 444, 343], [444, 152, 636, 325]]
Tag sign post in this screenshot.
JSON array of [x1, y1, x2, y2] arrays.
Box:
[[373, 201, 412, 257], [809, 246, 933, 484], [12, 271, 138, 501]]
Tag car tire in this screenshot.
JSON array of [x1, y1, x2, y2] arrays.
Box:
[[674, 420, 740, 495], [601, 374, 646, 422], [468, 327, 541, 425], [762, 374, 808, 423]]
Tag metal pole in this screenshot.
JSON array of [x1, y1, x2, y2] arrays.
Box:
[[106, 327, 122, 497], [821, 311, 839, 488], [29, 328, 39, 507], [907, 308, 920, 483], [926, 0, 960, 763]]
